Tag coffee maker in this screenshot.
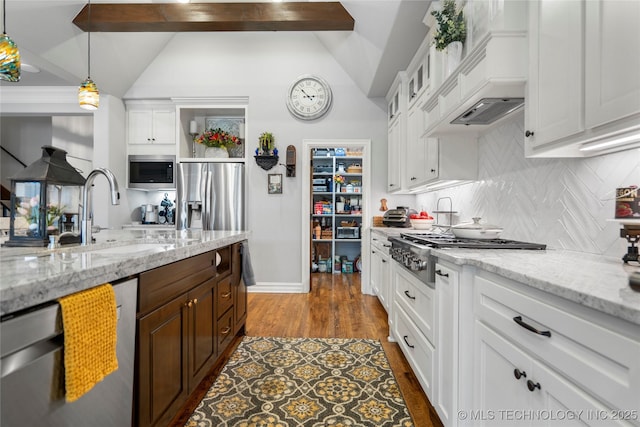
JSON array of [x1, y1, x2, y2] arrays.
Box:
[[141, 204, 158, 224]]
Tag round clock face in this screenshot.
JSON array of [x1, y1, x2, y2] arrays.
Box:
[[286, 75, 333, 120]]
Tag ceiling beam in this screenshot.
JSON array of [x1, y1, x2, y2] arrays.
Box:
[[72, 2, 355, 32]]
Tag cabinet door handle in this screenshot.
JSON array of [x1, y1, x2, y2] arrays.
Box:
[[383, 244, 391, 248], [527, 380, 541, 392], [221, 326, 231, 335], [402, 335, 415, 349], [430, 169, 436, 173], [525, 130, 534, 137], [411, 176, 417, 180], [222, 292, 232, 299], [513, 369, 527, 380], [435, 269, 449, 277], [404, 290, 415, 300], [382, 259, 387, 263], [372, 250, 376, 254], [513, 316, 551, 337], [187, 300, 193, 308], [193, 298, 198, 305]]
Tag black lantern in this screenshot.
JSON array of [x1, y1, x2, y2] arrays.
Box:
[[4, 146, 85, 247]]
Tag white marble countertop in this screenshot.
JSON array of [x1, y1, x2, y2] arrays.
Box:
[[0, 229, 250, 317], [369, 227, 640, 325]]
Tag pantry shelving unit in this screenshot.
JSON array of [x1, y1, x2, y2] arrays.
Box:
[[311, 149, 364, 274]]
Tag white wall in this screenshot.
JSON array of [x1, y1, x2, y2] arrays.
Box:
[[415, 111, 640, 258], [125, 32, 413, 287]]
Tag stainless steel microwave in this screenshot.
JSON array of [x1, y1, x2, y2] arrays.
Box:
[[128, 155, 176, 189]]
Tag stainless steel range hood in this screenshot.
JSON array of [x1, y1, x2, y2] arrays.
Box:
[[451, 98, 524, 125]]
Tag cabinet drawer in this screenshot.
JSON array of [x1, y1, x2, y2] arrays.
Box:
[[216, 275, 233, 318], [139, 251, 215, 314], [474, 271, 640, 411], [394, 266, 435, 343], [393, 302, 435, 400], [216, 306, 234, 353], [370, 232, 390, 253]]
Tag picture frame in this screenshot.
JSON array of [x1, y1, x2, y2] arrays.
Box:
[[204, 117, 245, 137], [268, 174, 282, 194]]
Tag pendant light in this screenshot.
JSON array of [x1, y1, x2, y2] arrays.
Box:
[[78, 0, 99, 110], [0, 0, 21, 82]]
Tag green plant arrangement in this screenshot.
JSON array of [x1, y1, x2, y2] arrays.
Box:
[[195, 128, 241, 149], [431, 0, 466, 51], [258, 132, 275, 155]]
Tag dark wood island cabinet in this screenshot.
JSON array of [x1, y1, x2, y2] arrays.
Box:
[[135, 242, 246, 427]]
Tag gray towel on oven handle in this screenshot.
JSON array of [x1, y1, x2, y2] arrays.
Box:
[[241, 240, 256, 287]]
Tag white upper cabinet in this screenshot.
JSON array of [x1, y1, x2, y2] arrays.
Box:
[[525, 0, 584, 148], [584, 0, 640, 129], [525, 0, 640, 157], [386, 72, 407, 193], [127, 104, 176, 146]]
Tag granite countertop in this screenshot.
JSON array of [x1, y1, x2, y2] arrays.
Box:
[[434, 248, 640, 326], [0, 229, 250, 317], [369, 228, 640, 326]]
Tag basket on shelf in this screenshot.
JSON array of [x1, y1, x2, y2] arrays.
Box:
[[340, 221, 357, 227], [321, 230, 333, 239], [346, 165, 362, 173], [373, 216, 384, 227]]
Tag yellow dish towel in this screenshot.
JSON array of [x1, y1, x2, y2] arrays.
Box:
[[58, 283, 118, 403]]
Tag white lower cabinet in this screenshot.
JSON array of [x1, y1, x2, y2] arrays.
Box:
[[472, 270, 640, 426], [434, 263, 460, 427], [392, 263, 437, 399], [370, 231, 391, 312]]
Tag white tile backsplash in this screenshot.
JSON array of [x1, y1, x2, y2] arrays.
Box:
[[415, 112, 640, 257]]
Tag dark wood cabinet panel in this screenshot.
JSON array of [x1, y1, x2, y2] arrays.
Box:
[[135, 243, 247, 427], [137, 294, 189, 427], [216, 275, 233, 317], [216, 306, 234, 354], [188, 278, 217, 388], [232, 242, 247, 333]]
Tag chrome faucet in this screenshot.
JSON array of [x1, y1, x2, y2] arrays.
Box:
[[81, 168, 120, 245]]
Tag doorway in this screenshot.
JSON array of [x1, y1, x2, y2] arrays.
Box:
[[301, 139, 371, 293]]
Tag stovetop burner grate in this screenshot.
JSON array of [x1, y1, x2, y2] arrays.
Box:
[[399, 233, 546, 250]]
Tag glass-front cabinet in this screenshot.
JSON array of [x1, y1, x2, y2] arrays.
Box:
[[311, 148, 364, 274]]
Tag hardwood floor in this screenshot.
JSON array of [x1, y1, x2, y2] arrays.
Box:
[[171, 272, 443, 427]]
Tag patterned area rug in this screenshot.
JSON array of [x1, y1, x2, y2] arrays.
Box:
[[185, 336, 414, 426]]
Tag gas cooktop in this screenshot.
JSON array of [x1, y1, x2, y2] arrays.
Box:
[[399, 232, 547, 250]]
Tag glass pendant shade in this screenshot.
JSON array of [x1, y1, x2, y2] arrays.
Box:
[[0, 32, 20, 82], [78, 77, 99, 110]]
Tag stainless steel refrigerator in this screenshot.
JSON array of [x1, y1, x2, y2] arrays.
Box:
[[176, 162, 245, 230]]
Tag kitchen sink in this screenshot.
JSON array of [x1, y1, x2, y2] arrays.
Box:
[[89, 243, 172, 255]]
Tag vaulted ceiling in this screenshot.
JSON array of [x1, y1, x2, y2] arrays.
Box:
[[1, 0, 430, 99]]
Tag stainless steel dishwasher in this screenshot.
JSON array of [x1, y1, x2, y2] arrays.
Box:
[[0, 278, 138, 427]]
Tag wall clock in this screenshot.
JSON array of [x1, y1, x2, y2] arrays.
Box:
[[286, 75, 333, 120]]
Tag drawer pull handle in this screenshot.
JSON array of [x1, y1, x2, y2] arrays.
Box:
[[221, 326, 231, 335], [513, 369, 527, 380], [187, 300, 193, 308], [383, 244, 391, 248], [222, 292, 232, 299], [513, 316, 551, 337], [193, 298, 198, 305], [404, 290, 416, 300], [527, 380, 541, 392], [402, 335, 415, 349], [435, 269, 449, 277]]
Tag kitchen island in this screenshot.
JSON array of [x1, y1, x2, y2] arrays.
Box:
[[0, 228, 250, 317]]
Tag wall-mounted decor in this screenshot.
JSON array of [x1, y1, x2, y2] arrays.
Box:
[[268, 174, 282, 194]]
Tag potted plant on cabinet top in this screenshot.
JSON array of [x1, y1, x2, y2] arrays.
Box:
[[432, 0, 466, 75], [254, 131, 279, 170]]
